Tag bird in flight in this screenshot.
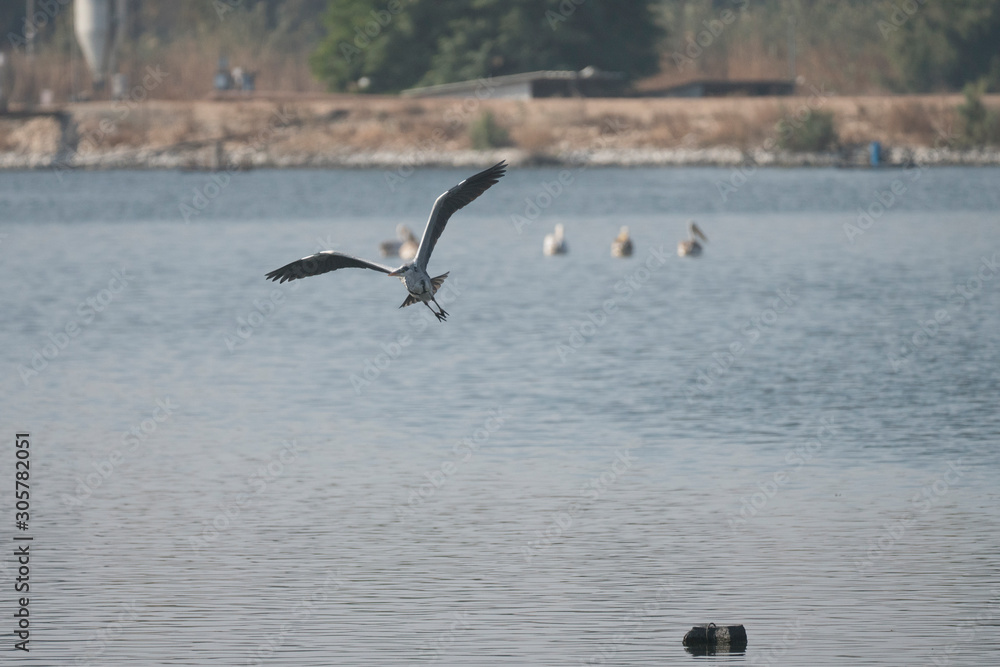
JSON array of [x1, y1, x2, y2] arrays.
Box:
[[266, 161, 506, 322]]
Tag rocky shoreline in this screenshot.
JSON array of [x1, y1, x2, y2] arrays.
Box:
[[1, 95, 998, 170]]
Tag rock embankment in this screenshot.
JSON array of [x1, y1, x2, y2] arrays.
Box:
[[1, 94, 998, 170]]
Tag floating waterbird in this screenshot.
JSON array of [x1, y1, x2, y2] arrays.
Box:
[[678, 220, 708, 257], [266, 161, 507, 322], [378, 224, 419, 261], [543, 223, 567, 255], [611, 225, 633, 257]]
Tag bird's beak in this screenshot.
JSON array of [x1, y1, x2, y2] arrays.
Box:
[[388, 268, 402, 276]]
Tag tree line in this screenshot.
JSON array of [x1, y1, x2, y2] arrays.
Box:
[[2, 0, 998, 95]]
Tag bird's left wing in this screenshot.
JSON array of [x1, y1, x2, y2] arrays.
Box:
[[265, 251, 394, 284], [414, 160, 507, 269]]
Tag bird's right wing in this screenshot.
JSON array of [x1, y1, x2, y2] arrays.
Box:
[[414, 161, 507, 270], [692, 223, 708, 242], [265, 251, 394, 284]]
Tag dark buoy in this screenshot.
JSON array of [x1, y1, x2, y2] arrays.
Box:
[[683, 623, 747, 653]]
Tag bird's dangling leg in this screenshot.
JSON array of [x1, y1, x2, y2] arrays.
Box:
[[424, 299, 447, 322], [432, 296, 449, 321]]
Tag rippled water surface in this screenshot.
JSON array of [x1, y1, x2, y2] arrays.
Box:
[[1, 166, 999, 665]]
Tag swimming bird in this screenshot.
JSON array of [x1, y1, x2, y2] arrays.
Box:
[[266, 161, 507, 322], [378, 224, 419, 260], [677, 220, 708, 257], [543, 223, 567, 256], [611, 225, 633, 257]]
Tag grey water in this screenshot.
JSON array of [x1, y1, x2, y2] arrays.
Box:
[[1, 165, 999, 666]]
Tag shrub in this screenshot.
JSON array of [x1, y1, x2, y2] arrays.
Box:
[[957, 80, 1000, 148], [775, 109, 838, 152], [469, 111, 510, 150]]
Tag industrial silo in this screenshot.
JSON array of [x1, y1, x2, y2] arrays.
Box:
[[74, 0, 112, 88]]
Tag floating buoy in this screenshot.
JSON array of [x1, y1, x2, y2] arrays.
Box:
[[682, 623, 747, 649]]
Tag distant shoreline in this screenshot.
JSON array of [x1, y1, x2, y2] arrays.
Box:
[[2, 94, 998, 170]]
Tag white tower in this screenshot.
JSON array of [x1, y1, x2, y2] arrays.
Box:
[[74, 0, 113, 88]]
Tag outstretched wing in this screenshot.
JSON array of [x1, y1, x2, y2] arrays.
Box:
[[265, 251, 394, 284], [414, 161, 507, 270]]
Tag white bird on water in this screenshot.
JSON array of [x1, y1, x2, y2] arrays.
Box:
[[677, 220, 708, 257], [543, 223, 567, 255], [611, 225, 633, 257], [378, 224, 419, 261], [266, 161, 507, 322]]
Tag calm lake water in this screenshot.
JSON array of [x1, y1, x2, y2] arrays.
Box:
[[1, 165, 999, 665]]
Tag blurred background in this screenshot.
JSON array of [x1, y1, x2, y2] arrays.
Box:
[[2, 3, 1000, 666], [2, 0, 998, 168], [2, 0, 1000, 100]]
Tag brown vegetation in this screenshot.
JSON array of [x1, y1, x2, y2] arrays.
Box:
[[3, 93, 998, 168]]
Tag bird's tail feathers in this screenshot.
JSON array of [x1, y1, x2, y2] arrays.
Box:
[[398, 273, 449, 309], [431, 272, 449, 294]]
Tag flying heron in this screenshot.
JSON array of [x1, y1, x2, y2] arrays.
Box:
[[266, 161, 507, 322], [678, 220, 708, 257]]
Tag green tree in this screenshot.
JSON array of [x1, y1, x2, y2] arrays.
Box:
[[886, 0, 1000, 92], [310, 0, 664, 93], [957, 79, 1000, 147]]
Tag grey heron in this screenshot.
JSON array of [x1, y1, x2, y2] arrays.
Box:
[[266, 161, 507, 322]]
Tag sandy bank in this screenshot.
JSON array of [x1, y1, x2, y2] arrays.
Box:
[[1, 94, 998, 170]]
